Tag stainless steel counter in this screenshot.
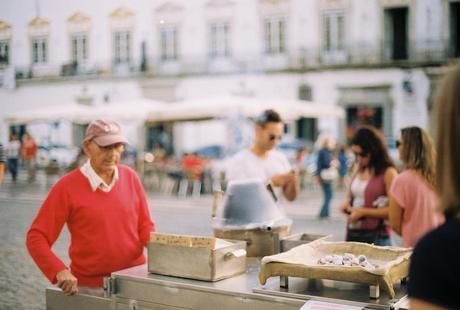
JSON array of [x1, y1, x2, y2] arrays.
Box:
[[110, 258, 409, 310], [255, 277, 409, 309], [46, 258, 409, 309], [111, 258, 303, 309]]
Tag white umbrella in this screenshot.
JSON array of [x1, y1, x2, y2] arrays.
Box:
[[3, 102, 93, 125], [147, 94, 344, 122], [4, 98, 169, 125], [92, 98, 168, 122]]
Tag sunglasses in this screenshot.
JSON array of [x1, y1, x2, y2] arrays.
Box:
[[395, 140, 402, 148], [268, 134, 283, 141], [354, 151, 369, 158]]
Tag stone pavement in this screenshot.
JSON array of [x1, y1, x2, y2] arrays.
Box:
[[0, 169, 349, 309]]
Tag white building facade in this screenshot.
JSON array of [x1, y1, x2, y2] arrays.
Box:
[[0, 0, 458, 149]]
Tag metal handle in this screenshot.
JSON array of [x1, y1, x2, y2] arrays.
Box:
[[129, 300, 138, 310], [224, 249, 247, 260], [103, 277, 115, 297]]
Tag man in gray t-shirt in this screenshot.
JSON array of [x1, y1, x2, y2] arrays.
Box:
[[226, 109, 298, 201]]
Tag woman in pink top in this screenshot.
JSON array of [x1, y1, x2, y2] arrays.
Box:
[[389, 126, 443, 248]]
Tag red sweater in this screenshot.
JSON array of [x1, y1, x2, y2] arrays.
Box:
[[26, 165, 155, 287]]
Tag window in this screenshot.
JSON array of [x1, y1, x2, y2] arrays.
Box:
[[32, 37, 48, 64], [323, 11, 345, 52], [298, 84, 312, 101], [0, 40, 9, 65], [264, 17, 285, 54], [71, 33, 88, 65], [113, 31, 131, 64], [160, 26, 178, 61], [210, 22, 230, 58]]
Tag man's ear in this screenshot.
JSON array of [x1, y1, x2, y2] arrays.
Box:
[[255, 124, 263, 135], [82, 140, 91, 157]]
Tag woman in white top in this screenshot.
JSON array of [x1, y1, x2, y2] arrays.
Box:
[[348, 177, 368, 228], [340, 126, 398, 246]]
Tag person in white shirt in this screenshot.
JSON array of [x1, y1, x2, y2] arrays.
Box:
[[225, 109, 298, 201], [6, 133, 21, 182]]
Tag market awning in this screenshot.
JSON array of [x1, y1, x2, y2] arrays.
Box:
[[3, 102, 93, 125], [4, 98, 167, 125], [146, 94, 345, 122]]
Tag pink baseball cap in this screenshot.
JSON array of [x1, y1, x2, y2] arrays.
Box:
[[83, 119, 128, 147]]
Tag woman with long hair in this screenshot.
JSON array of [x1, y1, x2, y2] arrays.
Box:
[[409, 65, 460, 310], [388, 126, 443, 248], [340, 126, 398, 246]]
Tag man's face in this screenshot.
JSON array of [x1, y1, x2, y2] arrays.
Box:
[[83, 140, 124, 174], [255, 122, 284, 151]]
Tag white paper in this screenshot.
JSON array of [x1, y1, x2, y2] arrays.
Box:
[[300, 300, 363, 310]]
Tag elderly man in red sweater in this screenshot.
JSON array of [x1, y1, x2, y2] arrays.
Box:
[[26, 119, 155, 296]]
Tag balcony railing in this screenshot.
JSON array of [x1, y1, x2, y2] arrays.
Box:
[[7, 39, 460, 82], [290, 39, 458, 70]]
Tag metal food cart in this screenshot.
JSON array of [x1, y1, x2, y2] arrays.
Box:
[[46, 183, 410, 310], [46, 258, 409, 310]]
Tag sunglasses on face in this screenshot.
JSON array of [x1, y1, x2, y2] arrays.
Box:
[[268, 134, 283, 141], [354, 151, 369, 158]]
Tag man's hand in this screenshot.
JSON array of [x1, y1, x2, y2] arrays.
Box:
[[271, 171, 299, 201], [271, 171, 298, 187], [56, 269, 78, 295]]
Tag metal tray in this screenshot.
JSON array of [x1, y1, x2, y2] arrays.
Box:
[[280, 233, 330, 252], [259, 241, 411, 299], [254, 277, 409, 310], [148, 239, 247, 281], [213, 225, 291, 257]]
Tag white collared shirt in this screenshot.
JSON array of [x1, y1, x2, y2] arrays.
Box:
[[80, 160, 119, 192]]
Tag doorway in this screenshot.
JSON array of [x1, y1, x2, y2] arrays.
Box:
[[9, 124, 26, 139], [296, 118, 318, 145], [147, 124, 173, 155], [384, 7, 409, 60], [450, 2, 460, 58], [345, 106, 383, 140]]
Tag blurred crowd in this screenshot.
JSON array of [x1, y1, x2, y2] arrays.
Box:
[[1, 132, 38, 183], [140, 136, 356, 198]]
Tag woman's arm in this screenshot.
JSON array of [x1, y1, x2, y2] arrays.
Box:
[[348, 206, 389, 221], [389, 196, 403, 235], [384, 167, 398, 196]]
